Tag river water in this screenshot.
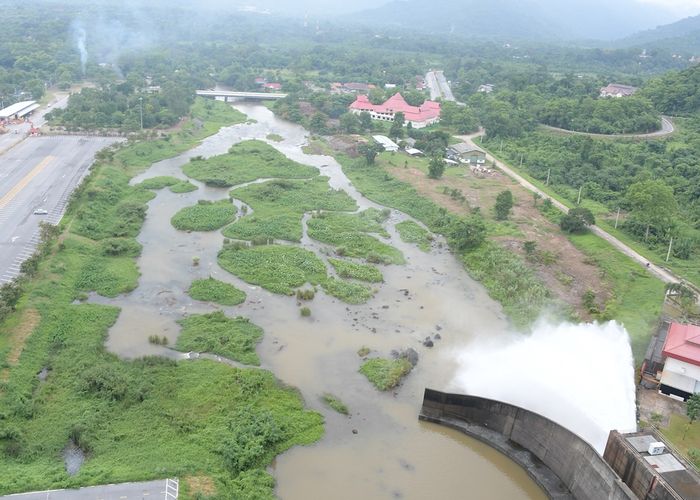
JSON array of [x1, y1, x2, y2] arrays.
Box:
[[97, 102, 546, 499]]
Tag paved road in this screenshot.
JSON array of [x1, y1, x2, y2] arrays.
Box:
[[0, 479, 178, 500], [425, 70, 455, 102], [458, 133, 682, 287], [541, 116, 675, 139], [0, 135, 119, 283]]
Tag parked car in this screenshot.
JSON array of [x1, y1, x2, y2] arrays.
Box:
[[33, 208, 48, 215]]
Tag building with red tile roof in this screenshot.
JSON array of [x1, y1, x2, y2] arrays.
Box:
[[659, 322, 700, 400], [349, 93, 440, 129]]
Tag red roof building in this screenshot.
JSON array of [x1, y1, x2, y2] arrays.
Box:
[[263, 82, 282, 91], [662, 323, 700, 366], [349, 93, 440, 129], [659, 322, 700, 400]]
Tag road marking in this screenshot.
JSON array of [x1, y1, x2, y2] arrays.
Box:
[[0, 156, 55, 210]]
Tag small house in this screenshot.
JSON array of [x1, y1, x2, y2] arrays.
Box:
[[448, 143, 486, 164], [600, 84, 638, 98]]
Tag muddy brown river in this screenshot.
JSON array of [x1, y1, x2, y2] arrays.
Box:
[[95, 102, 546, 499]]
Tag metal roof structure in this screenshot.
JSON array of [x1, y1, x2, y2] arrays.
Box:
[[0, 100, 37, 119]]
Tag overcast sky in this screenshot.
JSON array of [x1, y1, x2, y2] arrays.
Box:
[[637, 0, 700, 16]]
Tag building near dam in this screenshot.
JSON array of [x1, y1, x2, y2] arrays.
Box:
[[641, 321, 700, 401], [349, 93, 441, 129]]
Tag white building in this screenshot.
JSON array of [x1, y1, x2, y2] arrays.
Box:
[[372, 135, 399, 152], [659, 323, 700, 400]]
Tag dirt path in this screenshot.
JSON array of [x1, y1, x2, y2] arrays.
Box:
[[540, 116, 675, 139], [457, 133, 681, 287]]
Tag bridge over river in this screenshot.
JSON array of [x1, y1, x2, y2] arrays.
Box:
[[196, 89, 288, 101]]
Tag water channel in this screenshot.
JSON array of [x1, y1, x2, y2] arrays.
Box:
[[95, 102, 547, 499]]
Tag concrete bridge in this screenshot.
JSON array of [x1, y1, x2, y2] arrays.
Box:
[[196, 89, 288, 101]]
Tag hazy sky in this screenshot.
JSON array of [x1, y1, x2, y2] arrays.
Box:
[[637, 0, 700, 16]]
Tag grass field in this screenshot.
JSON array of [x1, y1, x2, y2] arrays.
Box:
[[183, 140, 316, 187], [176, 311, 263, 365], [225, 177, 357, 242], [321, 277, 374, 304], [188, 278, 246, 306], [660, 414, 700, 469], [169, 180, 198, 193], [395, 220, 433, 252], [307, 211, 404, 265], [327, 258, 383, 283], [218, 244, 327, 295], [171, 200, 237, 232], [0, 99, 323, 499]]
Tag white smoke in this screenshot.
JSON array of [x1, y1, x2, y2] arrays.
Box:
[[72, 21, 88, 75], [449, 320, 638, 454]]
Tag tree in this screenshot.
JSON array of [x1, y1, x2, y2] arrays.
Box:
[[389, 112, 405, 140], [427, 156, 445, 179], [626, 179, 679, 242], [359, 112, 373, 130], [560, 207, 595, 234], [448, 215, 486, 251], [684, 393, 700, 440], [494, 190, 514, 220], [358, 142, 383, 166], [309, 112, 328, 134], [339, 112, 360, 134]]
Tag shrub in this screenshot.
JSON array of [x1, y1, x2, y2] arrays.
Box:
[[360, 358, 413, 391], [300, 307, 311, 317], [171, 200, 237, 231], [188, 278, 246, 306], [321, 393, 349, 415]]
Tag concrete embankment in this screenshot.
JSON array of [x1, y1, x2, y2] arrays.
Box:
[[419, 389, 636, 500]]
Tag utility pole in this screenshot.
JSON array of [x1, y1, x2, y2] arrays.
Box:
[[499, 139, 503, 154], [545, 168, 550, 186], [614, 207, 620, 229], [139, 96, 143, 131], [666, 237, 674, 262], [577, 186, 583, 205], [519, 154, 523, 169]]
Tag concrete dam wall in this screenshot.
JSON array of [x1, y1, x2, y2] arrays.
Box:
[[419, 389, 636, 500]]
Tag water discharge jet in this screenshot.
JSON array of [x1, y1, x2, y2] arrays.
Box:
[[450, 319, 638, 453]]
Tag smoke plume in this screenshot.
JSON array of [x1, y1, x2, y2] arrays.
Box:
[[72, 21, 88, 75]]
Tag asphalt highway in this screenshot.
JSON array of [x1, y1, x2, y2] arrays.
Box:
[[0, 135, 118, 283], [425, 70, 455, 102], [0, 479, 178, 500]]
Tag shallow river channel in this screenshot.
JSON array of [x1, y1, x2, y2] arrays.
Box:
[[95, 102, 547, 499]]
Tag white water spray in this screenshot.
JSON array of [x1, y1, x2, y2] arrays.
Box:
[[450, 320, 637, 453]]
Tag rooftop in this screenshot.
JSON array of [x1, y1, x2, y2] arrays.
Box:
[[0, 100, 37, 119], [662, 322, 700, 366], [451, 142, 485, 155], [350, 93, 440, 124], [622, 431, 700, 499]]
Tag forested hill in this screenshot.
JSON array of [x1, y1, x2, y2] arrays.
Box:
[[642, 64, 700, 115], [617, 15, 700, 53], [347, 0, 674, 41]]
